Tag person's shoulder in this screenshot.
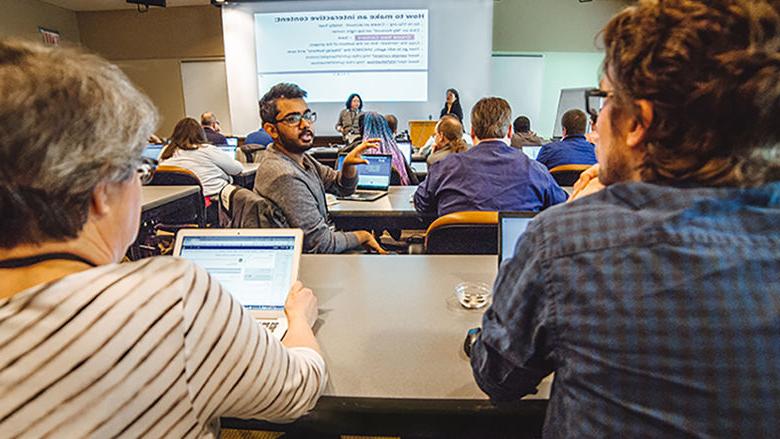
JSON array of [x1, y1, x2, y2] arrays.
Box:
[[107, 256, 201, 285]]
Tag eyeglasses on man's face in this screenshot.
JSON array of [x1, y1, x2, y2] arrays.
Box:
[[275, 110, 317, 126], [585, 88, 614, 124], [137, 157, 158, 184]]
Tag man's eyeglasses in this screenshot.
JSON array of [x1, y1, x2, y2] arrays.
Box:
[[137, 157, 158, 184], [275, 111, 317, 126], [585, 88, 614, 124]]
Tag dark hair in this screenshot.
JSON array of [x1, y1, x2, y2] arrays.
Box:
[[561, 109, 587, 136], [161, 117, 207, 160], [513, 116, 531, 133], [345, 93, 363, 110], [602, 0, 780, 186], [471, 97, 512, 140], [447, 88, 460, 101], [259, 83, 308, 126], [384, 114, 398, 133]]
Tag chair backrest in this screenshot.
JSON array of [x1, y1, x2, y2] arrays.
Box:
[[424, 211, 498, 254], [145, 165, 206, 228], [219, 184, 289, 229], [548, 164, 591, 186], [238, 143, 267, 163]]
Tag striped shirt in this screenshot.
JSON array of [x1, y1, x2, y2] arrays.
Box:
[[0, 257, 327, 438]]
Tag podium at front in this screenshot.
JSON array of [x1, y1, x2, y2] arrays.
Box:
[[409, 120, 438, 148]]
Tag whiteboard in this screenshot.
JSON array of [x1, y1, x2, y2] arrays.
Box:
[[180, 60, 234, 135], [552, 87, 591, 138], [490, 54, 544, 135]]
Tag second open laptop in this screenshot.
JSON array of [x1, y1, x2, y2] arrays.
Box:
[[172, 229, 303, 340], [335, 153, 393, 201], [498, 212, 537, 267]]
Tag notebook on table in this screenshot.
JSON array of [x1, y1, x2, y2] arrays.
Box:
[[173, 229, 303, 339], [498, 212, 537, 267], [336, 153, 393, 201]]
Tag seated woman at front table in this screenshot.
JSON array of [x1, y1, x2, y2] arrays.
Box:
[[440, 88, 464, 121], [344, 112, 418, 185], [0, 39, 326, 437], [427, 115, 469, 166], [336, 93, 363, 143], [160, 117, 243, 196]]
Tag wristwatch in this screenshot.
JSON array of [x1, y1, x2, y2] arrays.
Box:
[[463, 327, 482, 358]]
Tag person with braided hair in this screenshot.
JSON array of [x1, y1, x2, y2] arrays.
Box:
[[471, 0, 780, 437]]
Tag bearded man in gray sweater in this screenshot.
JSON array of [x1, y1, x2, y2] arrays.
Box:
[[254, 83, 386, 254]]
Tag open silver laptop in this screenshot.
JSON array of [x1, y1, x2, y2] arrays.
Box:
[[336, 153, 393, 201], [173, 229, 303, 339]]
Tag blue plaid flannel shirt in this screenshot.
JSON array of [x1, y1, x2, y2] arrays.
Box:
[[471, 181, 780, 438]]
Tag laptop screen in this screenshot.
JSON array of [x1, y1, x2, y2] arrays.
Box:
[[216, 145, 237, 158], [499, 213, 536, 264], [142, 144, 164, 160], [225, 137, 239, 147], [337, 154, 393, 190], [522, 145, 542, 160], [177, 235, 296, 310], [397, 141, 412, 164]]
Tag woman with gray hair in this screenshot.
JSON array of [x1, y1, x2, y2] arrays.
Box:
[[0, 39, 326, 437]]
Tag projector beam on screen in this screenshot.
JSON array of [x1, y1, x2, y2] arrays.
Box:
[[255, 9, 429, 103]]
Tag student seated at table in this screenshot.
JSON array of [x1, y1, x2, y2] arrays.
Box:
[[343, 112, 418, 185], [160, 117, 243, 196], [427, 115, 469, 166], [0, 38, 327, 437], [536, 109, 597, 170], [470, 0, 780, 436], [254, 83, 387, 254], [414, 97, 568, 217]]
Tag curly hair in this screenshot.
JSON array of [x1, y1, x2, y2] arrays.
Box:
[[602, 0, 780, 186]]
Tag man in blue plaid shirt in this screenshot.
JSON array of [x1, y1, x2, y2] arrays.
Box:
[[471, 0, 780, 437]]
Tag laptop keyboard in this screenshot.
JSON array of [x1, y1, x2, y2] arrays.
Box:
[[260, 321, 279, 332]]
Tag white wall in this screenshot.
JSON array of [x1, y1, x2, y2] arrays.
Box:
[[223, 0, 493, 137], [180, 60, 233, 135], [491, 52, 603, 139]]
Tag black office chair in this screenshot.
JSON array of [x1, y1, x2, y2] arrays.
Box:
[[218, 184, 289, 228], [147, 165, 209, 226], [237, 143, 267, 163], [549, 164, 591, 186], [424, 211, 498, 254]]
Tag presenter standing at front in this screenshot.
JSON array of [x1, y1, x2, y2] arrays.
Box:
[[440, 88, 464, 122], [336, 93, 363, 144]]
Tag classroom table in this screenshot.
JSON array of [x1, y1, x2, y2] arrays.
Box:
[[328, 185, 435, 231], [223, 254, 551, 437], [129, 185, 202, 260], [233, 162, 259, 190]]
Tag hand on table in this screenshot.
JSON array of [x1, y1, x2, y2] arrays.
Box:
[[354, 230, 388, 255], [284, 281, 318, 327], [568, 164, 605, 201]]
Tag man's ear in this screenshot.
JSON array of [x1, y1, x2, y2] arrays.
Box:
[[626, 100, 653, 149], [506, 125, 513, 139], [90, 181, 112, 219], [263, 121, 278, 140], [470, 127, 478, 144]]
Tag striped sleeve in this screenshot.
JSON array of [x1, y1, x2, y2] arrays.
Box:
[[180, 262, 327, 425]]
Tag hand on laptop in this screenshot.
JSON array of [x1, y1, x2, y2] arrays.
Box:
[[354, 230, 388, 254], [284, 281, 319, 328], [343, 138, 382, 167]]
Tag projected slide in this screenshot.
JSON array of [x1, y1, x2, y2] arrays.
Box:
[[255, 10, 429, 102]]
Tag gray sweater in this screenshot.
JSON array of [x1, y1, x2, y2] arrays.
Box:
[[254, 144, 361, 253]]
